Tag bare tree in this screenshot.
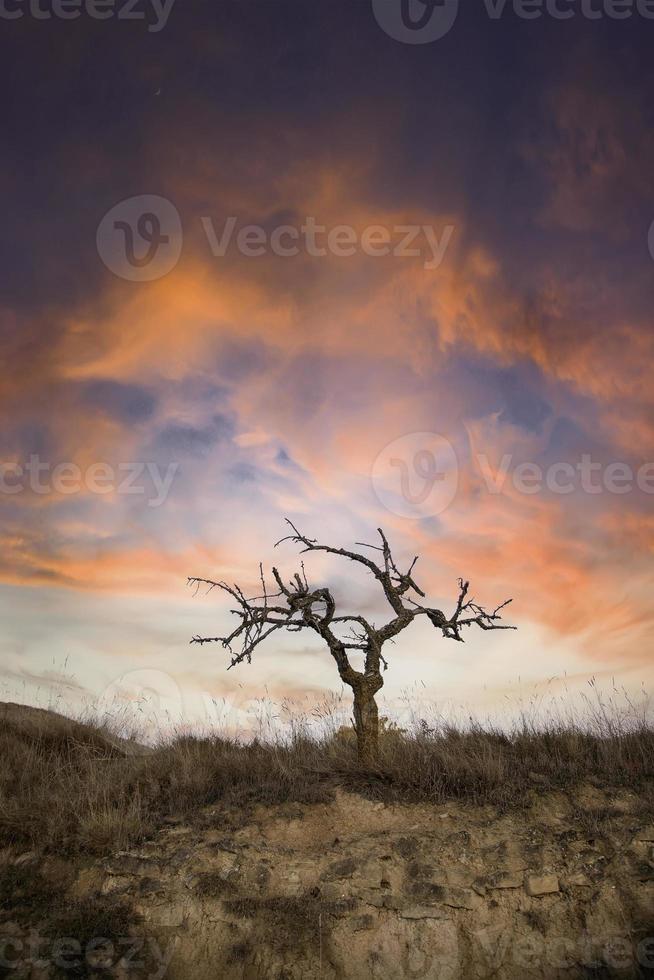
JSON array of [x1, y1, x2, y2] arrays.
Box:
[[189, 521, 515, 767]]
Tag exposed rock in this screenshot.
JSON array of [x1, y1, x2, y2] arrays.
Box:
[[392, 837, 418, 859], [365, 892, 404, 910], [567, 872, 590, 887], [482, 839, 528, 872], [431, 885, 483, 910], [352, 914, 375, 931], [319, 882, 349, 902], [137, 901, 187, 929], [487, 871, 523, 890], [7, 786, 653, 980], [321, 857, 357, 880], [400, 905, 448, 919], [525, 873, 560, 896], [100, 874, 133, 895], [380, 894, 404, 910]]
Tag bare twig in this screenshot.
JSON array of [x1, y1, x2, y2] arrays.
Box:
[[190, 522, 516, 761]]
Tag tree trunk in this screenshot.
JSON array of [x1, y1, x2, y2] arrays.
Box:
[[352, 685, 379, 768]]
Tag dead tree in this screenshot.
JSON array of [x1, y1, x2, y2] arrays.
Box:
[[189, 521, 515, 768]]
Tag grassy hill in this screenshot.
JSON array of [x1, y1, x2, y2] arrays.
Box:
[[1, 701, 653, 977]]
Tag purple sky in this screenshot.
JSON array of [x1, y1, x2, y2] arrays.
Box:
[[1, 0, 653, 730]]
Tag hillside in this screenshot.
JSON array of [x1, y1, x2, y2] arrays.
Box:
[[0, 702, 150, 758], [1, 702, 653, 978]]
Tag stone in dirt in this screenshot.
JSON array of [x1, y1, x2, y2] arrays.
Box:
[[433, 886, 483, 910], [101, 875, 132, 895], [525, 874, 560, 896], [366, 893, 404, 910], [13, 781, 654, 980], [401, 906, 448, 919], [567, 873, 590, 887], [488, 872, 522, 890], [321, 857, 357, 880]]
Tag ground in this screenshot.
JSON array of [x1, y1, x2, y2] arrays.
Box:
[[1, 703, 653, 978]]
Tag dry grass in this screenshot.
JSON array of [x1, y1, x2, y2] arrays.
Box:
[[223, 893, 356, 951], [0, 692, 652, 861]]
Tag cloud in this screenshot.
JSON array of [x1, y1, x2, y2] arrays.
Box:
[[2, 15, 653, 714], [79, 380, 157, 425]]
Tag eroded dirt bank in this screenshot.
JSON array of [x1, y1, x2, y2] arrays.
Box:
[[9, 784, 650, 979]]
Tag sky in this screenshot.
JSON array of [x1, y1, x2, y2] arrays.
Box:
[[1, 0, 653, 734]]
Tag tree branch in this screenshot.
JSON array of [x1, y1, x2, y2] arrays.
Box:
[[190, 522, 515, 679]]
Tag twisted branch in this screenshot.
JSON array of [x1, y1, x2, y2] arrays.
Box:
[[190, 521, 515, 675]]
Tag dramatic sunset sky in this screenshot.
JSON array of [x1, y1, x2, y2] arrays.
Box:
[[1, 1, 653, 731]]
